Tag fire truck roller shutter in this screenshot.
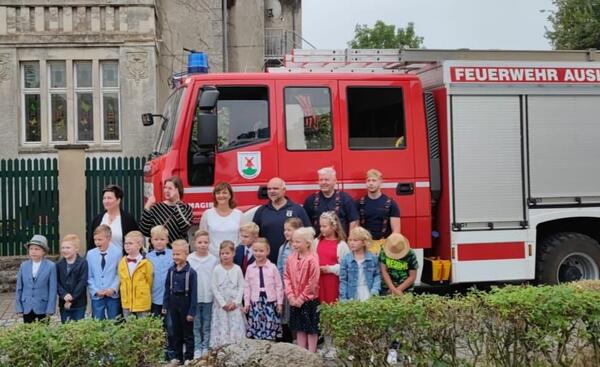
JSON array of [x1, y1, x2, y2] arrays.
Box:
[[527, 96, 600, 205], [451, 96, 526, 230]]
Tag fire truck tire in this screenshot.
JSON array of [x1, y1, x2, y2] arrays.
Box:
[[537, 232, 600, 285]]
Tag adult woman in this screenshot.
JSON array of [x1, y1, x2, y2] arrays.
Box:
[[139, 176, 193, 245], [199, 182, 243, 257], [88, 185, 139, 250]]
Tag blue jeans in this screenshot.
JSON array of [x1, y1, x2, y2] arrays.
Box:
[[60, 307, 86, 323], [193, 302, 213, 352], [91, 297, 121, 320]]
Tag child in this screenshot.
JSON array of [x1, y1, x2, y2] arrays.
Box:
[[380, 233, 418, 296], [163, 240, 198, 365], [187, 229, 218, 358], [209, 240, 246, 348], [244, 238, 283, 340], [146, 225, 173, 317], [234, 222, 258, 275], [87, 224, 121, 320], [56, 234, 88, 323], [339, 227, 381, 301], [118, 231, 153, 317], [315, 211, 350, 305], [16, 235, 57, 323], [277, 217, 303, 342]]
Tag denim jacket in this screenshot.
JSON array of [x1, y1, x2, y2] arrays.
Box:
[[339, 252, 381, 301]]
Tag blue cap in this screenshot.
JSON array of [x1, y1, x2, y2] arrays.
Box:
[[188, 52, 209, 74]]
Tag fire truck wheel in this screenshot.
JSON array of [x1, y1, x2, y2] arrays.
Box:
[[537, 232, 600, 285]]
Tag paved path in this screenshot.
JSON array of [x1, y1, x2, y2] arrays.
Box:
[[0, 292, 62, 327]]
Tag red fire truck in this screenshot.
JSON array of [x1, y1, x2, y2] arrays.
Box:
[[142, 49, 600, 285]]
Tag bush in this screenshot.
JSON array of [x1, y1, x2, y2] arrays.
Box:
[[0, 317, 164, 367], [320, 283, 600, 366]]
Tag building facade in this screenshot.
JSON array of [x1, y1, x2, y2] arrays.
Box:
[[0, 0, 301, 159]]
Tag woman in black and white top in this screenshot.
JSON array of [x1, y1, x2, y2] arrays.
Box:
[[88, 184, 139, 251], [139, 176, 193, 245]]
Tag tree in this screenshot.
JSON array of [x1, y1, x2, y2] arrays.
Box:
[[348, 20, 424, 49], [545, 0, 600, 49]]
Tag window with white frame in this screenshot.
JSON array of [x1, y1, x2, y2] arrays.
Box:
[[20, 59, 120, 146]]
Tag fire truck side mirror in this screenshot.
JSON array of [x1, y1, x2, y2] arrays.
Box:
[[141, 113, 154, 126], [197, 113, 218, 147], [198, 87, 219, 110]]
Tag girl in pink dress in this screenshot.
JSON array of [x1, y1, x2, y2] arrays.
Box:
[[314, 211, 350, 305]]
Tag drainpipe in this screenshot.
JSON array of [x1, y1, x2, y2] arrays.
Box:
[[222, 0, 229, 72]]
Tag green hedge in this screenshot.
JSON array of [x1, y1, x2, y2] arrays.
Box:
[[0, 317, 164, 367], [320, 283, 600, 366]]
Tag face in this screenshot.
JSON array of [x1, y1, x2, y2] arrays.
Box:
[[283, 223, 296, 241], [172, 247, 188, 265], [194, 235, 210, 254], [28, 244, 45, 261], [252, 242, 269, 262], [240, 231, 256, 247], [163, 181, 180, 202], [102, 191, 121, 212], [319, 217, 335, 237], [151, 234, 168, 251], [220, 248, 234, 264], [318, 173, 336, 195], [291, 233, 309, 253], [94, 233, 111, 249], [267, 178, 286, 203], [60, 241, 78, 259], [366, 176, 382, 193], [348, 236, 366, 252], [124, 237, 143, 256], [214, 189, 231, 207]]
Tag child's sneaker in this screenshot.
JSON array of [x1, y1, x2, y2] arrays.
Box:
[[166, 359, 181, 367], [386, 349, 398, 364], [193, 350, 202, 359]]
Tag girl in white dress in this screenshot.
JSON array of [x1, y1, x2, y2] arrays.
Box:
[[209, 240, 246, 348]]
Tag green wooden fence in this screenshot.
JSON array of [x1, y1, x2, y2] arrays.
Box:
[[0, 158, 59, 256], [85, 157, 147, 243]]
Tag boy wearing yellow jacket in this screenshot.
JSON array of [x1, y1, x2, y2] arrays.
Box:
[[118, 231, 153, 317]]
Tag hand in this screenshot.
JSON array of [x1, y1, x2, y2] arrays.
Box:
[[95, 290, 105, 298], [244, 304, 251, 313], [320, 266, 330, 274], [391, 288, 404, 296], [162, 309, 167, 315], [186, 315, 194, 322], [64, 293, 73, 302], [145, 195, 156, 210], [104, 289, 115, 297], [277, 305, 283, 314], [64, 301, 71, 310]]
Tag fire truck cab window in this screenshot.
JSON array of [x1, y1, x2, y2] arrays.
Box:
[[347, 87, 406, 149], [216, 86, 269, 151], [284, 87, 333, 151]]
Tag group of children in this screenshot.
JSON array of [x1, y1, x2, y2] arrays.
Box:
[[15, 210, 418, 365]]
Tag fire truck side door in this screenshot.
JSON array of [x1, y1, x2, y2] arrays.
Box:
[[274, 80, 342, 203]]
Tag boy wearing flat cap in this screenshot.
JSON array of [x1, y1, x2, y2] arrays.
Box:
[[16, 234, 57, 323], [379, 233, 418, 296]]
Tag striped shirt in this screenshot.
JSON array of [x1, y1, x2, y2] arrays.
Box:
[[139, 201, 193, 244]]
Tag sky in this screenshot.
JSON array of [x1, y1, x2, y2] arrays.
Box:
[[302, 0, 555, 50]]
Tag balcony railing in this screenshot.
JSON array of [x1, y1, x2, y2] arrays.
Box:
[[265, 28, 315, 65]]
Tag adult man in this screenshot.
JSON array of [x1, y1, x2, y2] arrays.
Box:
[[253, 177, 311, 263], [356, 169, 401, 254], [303, 167, 359, 236]]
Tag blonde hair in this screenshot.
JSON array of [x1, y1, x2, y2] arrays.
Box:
[[171, 239, 190, 253], [151, 225, 169, 239], [284, 217, 303, 230], [61, 234, 81, 250], [240, 222, 260, 236], [319, 211, 346, 241], [366, 169, 383, 180], [193, 229, 209, 240], [293, 227, 316, 247], [125, 231, 145, 247], [93, 224, 112, 238], [252, 237, 270, 252], [219, 240, 236, 253], [348, 226, 372, 249]]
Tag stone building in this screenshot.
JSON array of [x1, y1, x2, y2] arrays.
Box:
[[0, 0, 302, 159]]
